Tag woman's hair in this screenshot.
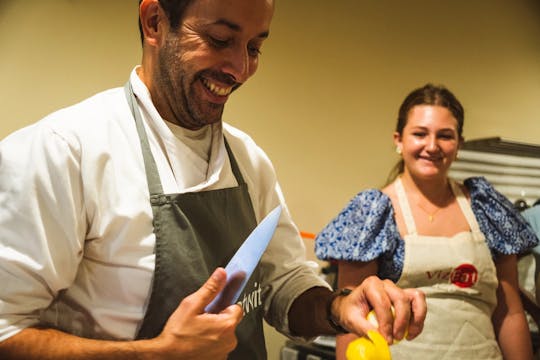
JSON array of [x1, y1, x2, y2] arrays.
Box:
[[138, 0, 195, 45], [386, 83, 465, 184]]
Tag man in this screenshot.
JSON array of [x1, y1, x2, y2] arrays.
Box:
[[0, 0, 426, 358]]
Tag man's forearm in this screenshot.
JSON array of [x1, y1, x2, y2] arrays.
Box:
[[288, 286, 343, 337], [0, 327, 153, 360]]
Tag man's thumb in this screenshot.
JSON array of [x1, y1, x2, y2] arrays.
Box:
[[196, 267, 227, 313]]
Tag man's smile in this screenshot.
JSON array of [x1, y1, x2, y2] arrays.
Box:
[[201, 77, 233, 97]]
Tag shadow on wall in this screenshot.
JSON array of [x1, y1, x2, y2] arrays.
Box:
[[532, 0, 540, 14], [0, 0, 17, 18]]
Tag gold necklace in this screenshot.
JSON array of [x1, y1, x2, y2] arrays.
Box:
[[398, 175, 452, 223], [416, 202, 442, 222]]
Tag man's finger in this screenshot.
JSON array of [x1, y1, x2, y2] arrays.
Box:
[[186, 267, 228, 314], [358, 277, 394, 343], [404, 288, 426, 340], [221, 303, 244, 324], [377, 280, 413, 343]]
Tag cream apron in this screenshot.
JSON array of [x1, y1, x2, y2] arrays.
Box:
[[391, 177, 502, 359]]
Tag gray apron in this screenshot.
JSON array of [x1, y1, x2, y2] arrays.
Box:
[[124, 82, 267, 359]]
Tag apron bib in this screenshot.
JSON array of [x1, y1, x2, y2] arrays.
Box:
[[124, 83, 267, 359], [391, 177, 502, 360]]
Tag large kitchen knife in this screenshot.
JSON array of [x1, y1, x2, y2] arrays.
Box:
[[205, 204, 282, 313]]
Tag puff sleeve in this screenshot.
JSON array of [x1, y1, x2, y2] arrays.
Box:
[[315, 189, 403, 282], [465, 177, 539, 256]]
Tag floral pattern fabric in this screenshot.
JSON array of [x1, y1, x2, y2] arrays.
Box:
[[315, 177, 539, 282]]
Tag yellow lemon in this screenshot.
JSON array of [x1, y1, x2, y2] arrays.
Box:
[[346, 330, 391, 360], [366, 309, 408, 344], [346, 336, 376, 360], [366, 310, 379, 327]]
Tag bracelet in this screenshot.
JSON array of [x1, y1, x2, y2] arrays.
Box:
[[327, 288, 352, 334]]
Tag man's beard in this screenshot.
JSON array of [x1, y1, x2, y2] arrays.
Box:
[[156, 38, 224, 129]]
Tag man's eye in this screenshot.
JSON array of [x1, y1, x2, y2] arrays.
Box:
[[413, 132, 426, 137], [208, 36, 230, 48], [248, 46, 262, 57]]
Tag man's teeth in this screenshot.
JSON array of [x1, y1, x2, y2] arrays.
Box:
[[203, 79, 232, 96]]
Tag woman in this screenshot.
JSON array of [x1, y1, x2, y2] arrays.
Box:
[[315, 84, 538, 359]]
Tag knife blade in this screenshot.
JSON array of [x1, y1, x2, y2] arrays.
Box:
[[205, 204, 282, 313]]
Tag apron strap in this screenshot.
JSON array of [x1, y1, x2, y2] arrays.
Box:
[[124, 81, 164, 196], [449, 179, 481, 233], [394, 177, 418, 236], [223, 137, 247, 186]]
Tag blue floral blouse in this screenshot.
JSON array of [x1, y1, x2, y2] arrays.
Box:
[[315, 177, 539, 282]]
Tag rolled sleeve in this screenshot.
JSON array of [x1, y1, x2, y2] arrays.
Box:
[[0, 123, 85, 341], [261, 212, 330, 336]]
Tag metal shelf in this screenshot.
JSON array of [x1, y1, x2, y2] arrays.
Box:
[[461, 137, 540, 159]]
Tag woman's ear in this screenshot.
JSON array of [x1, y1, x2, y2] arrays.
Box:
[[455, 136, 465, 160], [139, 0, 167, 48], [393, 132, 402, 154]]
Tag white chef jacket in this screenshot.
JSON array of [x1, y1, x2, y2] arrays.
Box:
[[0, 68, 328, 342]]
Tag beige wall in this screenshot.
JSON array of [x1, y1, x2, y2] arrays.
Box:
[[2, 1, 540, 358]]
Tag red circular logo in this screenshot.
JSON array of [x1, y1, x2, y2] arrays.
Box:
[[450, 263, 478, 288]]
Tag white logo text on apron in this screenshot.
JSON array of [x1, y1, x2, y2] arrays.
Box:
[[236, 282, 262, 315]]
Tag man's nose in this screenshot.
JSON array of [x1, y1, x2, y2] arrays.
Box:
[[222, 46, 251, 84]]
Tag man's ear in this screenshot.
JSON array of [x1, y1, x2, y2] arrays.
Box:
[[139, 0, 167, 47]]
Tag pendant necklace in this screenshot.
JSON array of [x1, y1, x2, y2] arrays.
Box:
[[416, 203, 442, 222], [416, 190, 453, 222]]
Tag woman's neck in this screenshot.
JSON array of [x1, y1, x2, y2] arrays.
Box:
[[399, 172, 452, 207]]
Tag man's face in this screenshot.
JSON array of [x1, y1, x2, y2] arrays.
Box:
[[155, 0, 274, 129]]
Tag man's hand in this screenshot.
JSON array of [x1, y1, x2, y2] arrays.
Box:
[[151, 267, 244, 360], [331, 276, 426, 344], [0, 268, 244, 360]]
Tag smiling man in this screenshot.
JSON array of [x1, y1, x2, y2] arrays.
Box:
[[0, 1, 426, 359]]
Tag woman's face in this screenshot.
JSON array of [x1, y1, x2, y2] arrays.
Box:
[[394, 104, 461, 181]]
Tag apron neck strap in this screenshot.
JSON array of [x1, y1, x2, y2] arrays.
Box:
[[223, 136, 246, 186], [449, 179, 481, 232], [395, 177, 418, 236], [124, 81, 164, 196]]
